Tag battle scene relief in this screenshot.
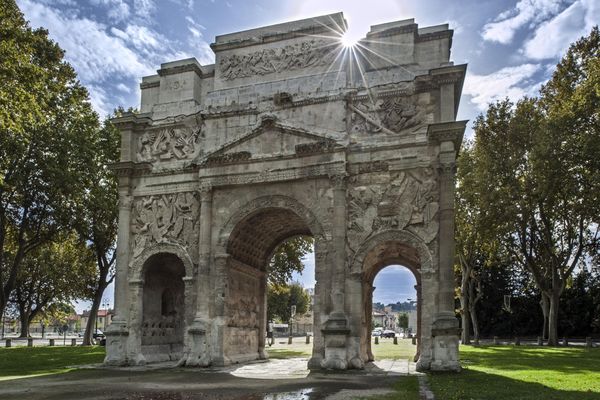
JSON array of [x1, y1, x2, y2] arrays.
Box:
[[130, 192, 200, 260], [219, 39, 339, 80], [347, 167, 439, 256], [350, 93, 435, 135]]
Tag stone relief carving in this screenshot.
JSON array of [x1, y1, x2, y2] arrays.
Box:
[[349, 94, 433, 135], [347, 167, 439, 255], [226, 266, 260, 329], [130, 192, 199, 260], [219, 40, 338, 80], [137, 126, 201, 162]]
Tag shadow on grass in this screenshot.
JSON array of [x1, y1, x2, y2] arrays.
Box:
[[430, 368, 600, 400], [0, 346, 105, 379]]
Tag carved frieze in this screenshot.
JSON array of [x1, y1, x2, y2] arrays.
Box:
[[137, 126, 201, 162], [347, 167, 440, 255], [130, 192, 199, 260], [219, 39, 338, 80], [350, 94, 434, 135]]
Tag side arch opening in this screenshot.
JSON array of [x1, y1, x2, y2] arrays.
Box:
[[141, 253, 186, 362]]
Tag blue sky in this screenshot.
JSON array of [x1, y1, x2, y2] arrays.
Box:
[[18, 0, 598, 311]]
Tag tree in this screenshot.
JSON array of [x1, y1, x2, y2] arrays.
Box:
[[267, 236, 313, 285], [9, 234, 95, 337], [472, 90, 598, 345], [397, 312, 409, 331], [75, 116, 120, 345], [267, 282, 311, 323], [0, 0, 100, 317], [456, 144, 487, 344]]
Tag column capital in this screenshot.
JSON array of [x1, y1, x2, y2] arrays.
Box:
[[198, 185, 213, 202], [328, 173, 348, 190], [118, 195, 134, 211]]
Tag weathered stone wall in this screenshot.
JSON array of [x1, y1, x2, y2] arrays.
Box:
[[105, 12, 466, 372]]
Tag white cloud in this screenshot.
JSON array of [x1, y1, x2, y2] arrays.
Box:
[[17, 0, 213, 115], [522, 0, 599, 59], [463, 64, 543, 110], [91, 0, 130, 22], [19, 0, 153, 83], [132, 0, 155, 21], [116, 83, 132, 93], [482, 0, 564, 44]]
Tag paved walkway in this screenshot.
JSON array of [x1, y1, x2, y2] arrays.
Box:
[[1, 357, 424, 400]]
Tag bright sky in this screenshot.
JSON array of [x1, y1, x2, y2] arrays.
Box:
[[17, 0, 598, 311]]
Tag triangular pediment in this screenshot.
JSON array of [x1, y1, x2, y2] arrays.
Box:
[[199, 115, 342, 167]]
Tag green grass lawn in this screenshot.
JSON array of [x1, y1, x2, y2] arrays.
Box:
[[429, 345, 600, 400], [0, 346, 105, 380]]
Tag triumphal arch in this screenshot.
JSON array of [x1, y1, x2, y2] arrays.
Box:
[[105, 13, 466, 372]]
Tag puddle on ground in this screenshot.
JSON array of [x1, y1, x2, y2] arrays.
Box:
[[262, 388, 314, 400]]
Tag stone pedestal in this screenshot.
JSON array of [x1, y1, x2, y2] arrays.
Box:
[[320, 314, 349, 370], [104, 321, 129, 365], [185, 320, 211, 367], [430, 313, 460, 371]]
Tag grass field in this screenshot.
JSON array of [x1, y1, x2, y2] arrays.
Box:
[[0, 346, 105, 380], [429, 345, 600, 400]]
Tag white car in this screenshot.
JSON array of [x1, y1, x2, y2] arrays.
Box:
[[371, 329, 382, 337]]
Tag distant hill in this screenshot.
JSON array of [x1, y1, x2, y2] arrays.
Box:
[[373, 301, 416, 312]]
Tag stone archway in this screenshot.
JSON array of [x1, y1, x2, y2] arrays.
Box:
[[106, 13, 465, 371], [351, 230, 431, 366], [124, 243, 195, 365], [141, 252, 186, 363], [216, 195, 326, 365]]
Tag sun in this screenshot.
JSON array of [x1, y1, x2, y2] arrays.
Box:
[[340, 31, 359, 48]]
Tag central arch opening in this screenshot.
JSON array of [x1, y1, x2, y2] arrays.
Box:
[[225, 206, 316, 363], [361, 240, 422, 364]]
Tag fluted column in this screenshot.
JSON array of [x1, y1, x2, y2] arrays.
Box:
[[330, 173, 347, 316], [112, 194, 133, 323], [196, 185, 212, 319], [437, 158, 456, 317], [185, 185, 212, 367], [104, 194, 132, 366]]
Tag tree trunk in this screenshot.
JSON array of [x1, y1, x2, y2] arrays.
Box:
[[470, 305, 480, 342], [83, 284, 105, 345], [540, 293, 549, 341], [18, 308, 30, 338], [547, 290, 560, 346], [461, 307, 471, 344]]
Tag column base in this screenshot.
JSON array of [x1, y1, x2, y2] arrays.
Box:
[[320, 314, 349, 370], [104, 320, 129, 366], [184, 320, 211, 367], [430, 314, 461, 372]]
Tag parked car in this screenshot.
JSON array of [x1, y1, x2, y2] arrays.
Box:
[[93, 329, 105, 340], [371, 329, 382, 337], [382, 330, 396, 338]]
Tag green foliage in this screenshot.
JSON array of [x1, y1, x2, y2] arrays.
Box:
[[0, 0, 101, 316], [267, 282, 311, 322], [429, 346, 600, 399], [397, 313, 409, 330], [267, 236, 313, 285], [9, 233, 95, 336], [463, 28, 600, 344]]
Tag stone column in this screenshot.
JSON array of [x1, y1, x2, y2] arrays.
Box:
[[126, 279, 146, 366], [104, 194, 132, 366], [186, 185, 212, 367], [212, 253, 230, 366], [321, 174, 350, 370], [430, 139, 460, 371]]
